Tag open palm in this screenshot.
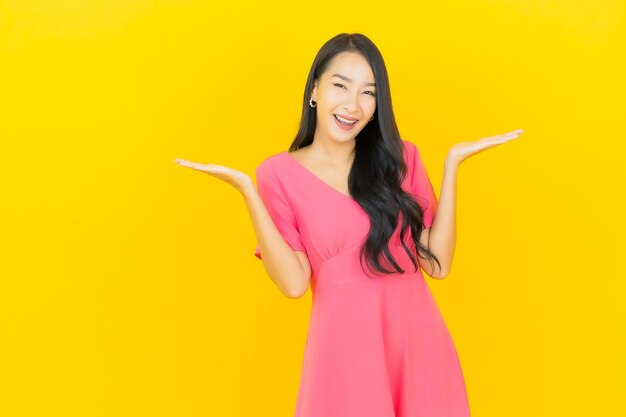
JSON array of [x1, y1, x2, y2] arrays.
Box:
[[174, 158, 253, 193], [449, 129, 524, 164]]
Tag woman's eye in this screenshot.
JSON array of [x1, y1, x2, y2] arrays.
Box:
[[333, 83, 375, 96]]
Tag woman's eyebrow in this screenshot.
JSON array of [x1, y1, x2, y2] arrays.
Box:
[[331, 73, 376, 87]]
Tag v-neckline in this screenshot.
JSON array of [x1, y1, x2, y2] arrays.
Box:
[[281, 151, 357, 202]]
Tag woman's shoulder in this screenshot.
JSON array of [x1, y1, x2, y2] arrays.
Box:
[[254, 150, 290, 184], [256, 150, 285, 169], [401, 138, 418, 153], [400, 139, 420, 165]]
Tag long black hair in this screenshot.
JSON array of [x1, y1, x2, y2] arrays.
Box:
[[289, 33, 441, 277]]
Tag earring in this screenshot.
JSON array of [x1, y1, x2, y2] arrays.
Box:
[[309, 97, 317, 107], [369, 116, 374, 121]]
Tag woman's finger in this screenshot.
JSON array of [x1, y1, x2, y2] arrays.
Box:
[[449, 128, 524, 163], [175, 158, 224, 173], [174, 158, 253, 194], [479, 130, 523, 146]]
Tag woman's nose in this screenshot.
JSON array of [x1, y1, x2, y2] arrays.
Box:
[[343, 92, 360, 111]]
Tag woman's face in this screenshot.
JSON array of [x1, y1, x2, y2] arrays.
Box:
[[311, 51, 377, 144]]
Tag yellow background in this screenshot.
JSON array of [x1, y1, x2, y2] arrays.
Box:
[[1, 0, 624, 415]]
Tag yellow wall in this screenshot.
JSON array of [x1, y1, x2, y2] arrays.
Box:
[[1, 0, 624, 415]]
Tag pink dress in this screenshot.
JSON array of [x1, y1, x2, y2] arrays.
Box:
[[254, 139, 471, 417]]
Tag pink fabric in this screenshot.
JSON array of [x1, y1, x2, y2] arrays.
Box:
[[254, 140, 470, 417]]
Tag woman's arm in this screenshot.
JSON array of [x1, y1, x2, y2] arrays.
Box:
[[173, 157, 311, 299], [419, 156, 458, 279], [242, 182, 311, 298], [419, 128, 524, 279]]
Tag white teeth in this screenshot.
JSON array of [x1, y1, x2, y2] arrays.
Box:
[[335, 115, 357, 124]]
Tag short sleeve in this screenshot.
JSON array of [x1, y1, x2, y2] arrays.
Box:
[[406, 141, 439, 228], [253, 164, 306, 260]]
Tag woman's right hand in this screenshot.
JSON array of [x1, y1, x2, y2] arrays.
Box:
[[446, 128, 524, 165], [174, 158, 254, 194]]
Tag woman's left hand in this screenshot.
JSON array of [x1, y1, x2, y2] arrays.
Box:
[[447, 128, 524, 165]]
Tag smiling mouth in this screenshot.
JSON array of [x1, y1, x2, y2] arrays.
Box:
[[334, 114, 358, 125]]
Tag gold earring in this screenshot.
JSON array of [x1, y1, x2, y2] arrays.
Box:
[[369, 116, 374, 121]]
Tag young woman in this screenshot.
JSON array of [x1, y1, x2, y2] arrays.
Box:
[[176, 33, 523, 417]]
